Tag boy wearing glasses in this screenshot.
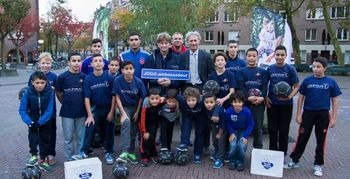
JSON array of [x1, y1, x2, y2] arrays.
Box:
[[81, 38, 109, 74]]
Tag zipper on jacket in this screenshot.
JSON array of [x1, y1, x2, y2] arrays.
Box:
[[38, 92, 42, 116]]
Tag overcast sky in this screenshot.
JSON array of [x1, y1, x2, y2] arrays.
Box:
[[39, 0, 110, 22]]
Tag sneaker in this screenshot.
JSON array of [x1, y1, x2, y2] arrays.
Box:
[[140, 158, 149, 167], [236, 164, 245, 171], [160, 148, 168, 151], [105, 153, 114, 165], [71, 152, 88, 160], [194, 155, 201, 164], [116, 152, 129, 163], [203, 147, 211, 156], [47, 155, 57, 166], [127, 153, 139, 164], [228, 163, 236, 170], [313, 165, 323, 177], [176, 144, 188, 152], [26, 155, 38, 166], [151, 156, 159, 164], [210, 152, 217, 161], [284, 159, 299, 169], [39, 160, 53, 172], [213, 159, 223, 169]]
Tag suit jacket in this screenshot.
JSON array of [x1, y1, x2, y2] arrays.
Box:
[[180, 49, 214, 84]]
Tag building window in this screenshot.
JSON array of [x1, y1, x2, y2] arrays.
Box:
[[224, 11, 237, 22], [228, 31, 239, 41], [306, 8, 324, 20], [208, 11, 219, 22], [205, 31, 214, 41], [279, 10, 286, 19], [305, 29, 317, 41], [331, 7, 348, 19], [345, 51, 350, 64], [300, 50, 307, 63], [337, 28, 348, 41]]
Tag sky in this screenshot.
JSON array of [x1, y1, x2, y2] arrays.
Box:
[[39, 0, 110, 22]]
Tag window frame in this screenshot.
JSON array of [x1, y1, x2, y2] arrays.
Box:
[[336, 28, 349, 41], [204, 31, 214, 42], [305, 29, 317, 41], [306, 8, 324, 20]]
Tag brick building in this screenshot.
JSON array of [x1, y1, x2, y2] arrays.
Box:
[[197, 2, 350, 64], [4, 0, 39, 65]]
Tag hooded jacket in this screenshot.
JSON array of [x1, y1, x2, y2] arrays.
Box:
[[19, 83, 55, 126]]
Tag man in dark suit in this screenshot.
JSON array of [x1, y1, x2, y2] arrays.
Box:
[[180, 31, 214, 92], [179, 31, 214, 156]]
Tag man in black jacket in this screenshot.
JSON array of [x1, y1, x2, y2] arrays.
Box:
[[180, 31, 214, 93]]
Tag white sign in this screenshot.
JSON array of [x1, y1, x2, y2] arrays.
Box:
[[64, 157, 102, 179], [250, 149, 284, 178]]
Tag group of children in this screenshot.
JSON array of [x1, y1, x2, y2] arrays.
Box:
[[19, 44, 341, 177]]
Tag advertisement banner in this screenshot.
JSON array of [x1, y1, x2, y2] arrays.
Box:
[[252, 7, 293, 69], [93, 8, 111, 59]]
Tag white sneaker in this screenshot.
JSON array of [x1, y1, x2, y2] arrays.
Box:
[[313, 165, 323, 177], [283, 159, 299, 169]]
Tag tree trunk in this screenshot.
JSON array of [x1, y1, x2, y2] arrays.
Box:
[[16, 46, 21, 64], [286, 10, 302, 64], [321, 0, 344, 66], [55, 33, 58, 56], [0, 35, 5, 70]]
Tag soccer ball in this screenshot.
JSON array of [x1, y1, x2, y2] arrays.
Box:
[[22, 165, 41, 179], [112, 162, 129, 179], [203, 80, 220, 94], [248, 88, 261, 97], [158, 150, 173, 165], [174, 150, 189, 166], [273, 81, 291, 98]]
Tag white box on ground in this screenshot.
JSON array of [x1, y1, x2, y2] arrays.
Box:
[[64, 157, 102, 179], [250, 148, 284, 178]]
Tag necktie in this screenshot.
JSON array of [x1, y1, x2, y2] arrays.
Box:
[[190, 53, 198, 85]]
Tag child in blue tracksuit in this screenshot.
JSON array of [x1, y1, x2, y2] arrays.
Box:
[[203, 93, 227, 169], [177, 87, 219, 164], [19, 71, 55, 172], [78, 54, 116, 165], [225, 91, 254, 171], [284, 57, 342, 177], [28, 52, 58, 165]]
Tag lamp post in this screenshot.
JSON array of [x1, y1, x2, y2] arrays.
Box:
[[114, 20, 120, 57], [37, 39, 44, 54], [66, 32, 72, 53]]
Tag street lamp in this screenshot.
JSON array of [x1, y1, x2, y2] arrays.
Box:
[[37, 39, 44, 53], [66, 32, 72, 52], [114, 20, 120, 57]]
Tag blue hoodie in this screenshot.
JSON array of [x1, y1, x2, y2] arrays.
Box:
[[225, 106, 254, 138], [19, 83, 55, 126]]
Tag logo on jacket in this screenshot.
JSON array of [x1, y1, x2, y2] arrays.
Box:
[[256, 73, 261, 77], [140, 58, 145, 65], [230, 115, 238, 121]]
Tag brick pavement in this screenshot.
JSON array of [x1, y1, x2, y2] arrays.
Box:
[[0, 69, 349, 179]]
